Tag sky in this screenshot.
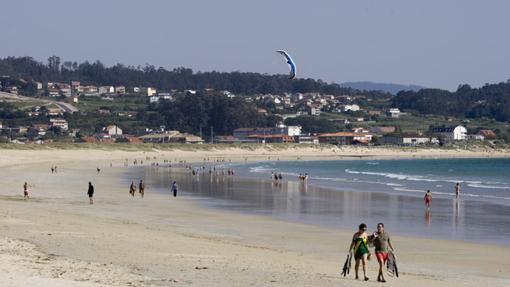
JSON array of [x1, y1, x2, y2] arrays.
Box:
[[1, 0, 509, 90]]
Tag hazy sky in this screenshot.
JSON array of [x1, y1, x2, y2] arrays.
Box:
[[1, 0, 509, 90]]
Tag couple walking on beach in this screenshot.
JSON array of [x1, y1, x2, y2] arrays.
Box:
[[347, 223, 395, 283], [129, 180, 145, 198]]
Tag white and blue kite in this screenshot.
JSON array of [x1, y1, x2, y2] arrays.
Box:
[[276, 50, 296, 79]]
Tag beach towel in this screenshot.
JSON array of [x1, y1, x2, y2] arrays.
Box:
[[387, 251, 399, 277], [341, 252, 352, 277]]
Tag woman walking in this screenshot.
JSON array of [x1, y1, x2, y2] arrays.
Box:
[[349, 223, 370, 281]]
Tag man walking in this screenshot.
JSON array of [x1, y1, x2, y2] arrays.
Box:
[[87, 182, 94, 204], [139, 179, 145, 198], [370, 223, 395, 283], [172, 181, 178, 197]]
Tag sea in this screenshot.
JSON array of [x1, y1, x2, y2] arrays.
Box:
[[124, 158, 510, 244]]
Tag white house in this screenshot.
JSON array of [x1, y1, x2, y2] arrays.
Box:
[[49, 118, 69, 131], [115, 86, 126, 94], [149, 96, 160, 103], [431, 125, 467, 141], [142, 87, 157, 97], [105, 125, 123, 136], [98, 86, 115, 95], [388, 108, 401, 118], [344, 104, 360, 112]]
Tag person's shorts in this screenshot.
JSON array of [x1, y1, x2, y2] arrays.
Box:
[[376, 251, 389, 262], [24, 191, 28, 196]]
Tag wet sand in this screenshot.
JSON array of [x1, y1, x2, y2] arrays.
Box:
[[1, 148, 509, 286]]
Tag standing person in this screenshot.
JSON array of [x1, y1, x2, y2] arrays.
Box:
[[424, 190, 432, 209], [349, 223, 370, 281], [87, 182, 94, 205], [172, 181, 178, 197], [51, 166, 54, 174], [139, 179, 145, 198], [455, 182, 461, 198], [23, 182, 30, 201], [129, 181, 136, 196], [370, 223, 395, 283]]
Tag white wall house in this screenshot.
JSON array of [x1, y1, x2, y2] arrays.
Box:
[[431, 125, 467, 141], [344, 104, 360, 112], [388, 108, 401, 118], [105, 125, 123, 136]]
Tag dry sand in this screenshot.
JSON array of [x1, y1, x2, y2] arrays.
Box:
[[0, 147, 509, 286]]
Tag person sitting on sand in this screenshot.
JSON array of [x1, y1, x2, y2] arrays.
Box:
[[87, 182, 94, 205], [369, 223, 395, 283], [455, 182, 461, 198], [349, 223, 370, 281], [139, 179, 145, 198], [424, 190, 432, 208], [23, 182, 31, 201]]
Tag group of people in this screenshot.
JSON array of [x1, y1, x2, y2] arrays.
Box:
[[423, 182, 461, 208], [129, 180, 145, 197], [272, 172, 283, 182], [348, 223, 395, 283], [298, 173, 309, 181]]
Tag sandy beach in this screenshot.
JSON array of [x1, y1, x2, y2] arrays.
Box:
[[1, 146, 510, 286]]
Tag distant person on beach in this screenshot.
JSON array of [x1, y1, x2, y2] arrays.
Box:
[[129, 181, 136, 196], [349, 223, 370, 281], [369, 223, 395, 283], [96, 167, 101, 174], [23, 182, 31, 201], [87, 182, 94, 204], [424, 190, 432, 208], [54, 165, 58, 173], [455, 182, 461, 198], [172, 181, 178, 197], [139, 180, 145, 198], [51, 166, 54, 174]]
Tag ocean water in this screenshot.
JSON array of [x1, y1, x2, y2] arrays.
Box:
[[125, 158, 510, 244], [239, 158, 510, 204]]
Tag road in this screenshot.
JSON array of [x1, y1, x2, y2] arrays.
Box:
[[0, 91, 79, 113]]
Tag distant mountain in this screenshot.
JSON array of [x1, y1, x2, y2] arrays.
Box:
[[340, 81, 425, 95]]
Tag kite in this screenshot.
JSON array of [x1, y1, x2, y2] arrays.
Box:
[[276, 50, 296, 79]]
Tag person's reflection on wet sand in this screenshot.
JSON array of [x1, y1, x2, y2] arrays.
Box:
[[424, 209, 432, 225]]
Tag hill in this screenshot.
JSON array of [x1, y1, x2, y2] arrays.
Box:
[[340, 81, 425, 94]]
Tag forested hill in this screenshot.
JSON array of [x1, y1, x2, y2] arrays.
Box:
[[0, 56, 387, 97], [392, 82, 510, 121]]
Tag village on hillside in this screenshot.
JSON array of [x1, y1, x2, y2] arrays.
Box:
[[0, 76, 500, 146]]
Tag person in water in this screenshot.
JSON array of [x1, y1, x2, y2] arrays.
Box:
[[349, 223, 370, 281], [455, 182, 461, 198], [369, 222, 395, 283], [424, 190, 432, 208]]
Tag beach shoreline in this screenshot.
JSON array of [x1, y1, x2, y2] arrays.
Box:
[[1, 148, 510, 286]]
